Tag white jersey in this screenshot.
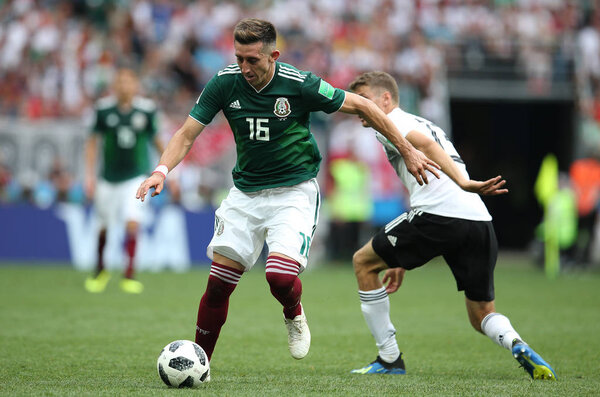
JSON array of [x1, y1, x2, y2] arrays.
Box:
[[376, 108, 491, 221]]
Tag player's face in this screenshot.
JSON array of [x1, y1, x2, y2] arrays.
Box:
[[234, 41, 279, 91], [115, 70, 139, 101], [353, 85, 386, 128]]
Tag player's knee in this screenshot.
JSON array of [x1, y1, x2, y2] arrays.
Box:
[[352, 250, 365, 270], [265, 271, 296, 292], [352, 250, 374, 278], [204, 277, 235, 306]]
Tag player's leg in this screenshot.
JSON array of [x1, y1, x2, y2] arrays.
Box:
[[84, 227, 111, 292], [195, 253, 244, 360], [472, 300, 557, 380], [458, 220, 556, 380], [96, 228, 107, 276], [123, 220, 138, 279], [265, 253, 303, 319], [264, 179, 320, 359], [85, 179, 111, 293], [119, 176, 148, 294], [119, 220, 143, 293], [351, 239, 405, 374], [200, 185, 265, 360], [264, 252, 309, 359]]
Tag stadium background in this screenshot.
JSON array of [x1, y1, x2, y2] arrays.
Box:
[[0, 0, 599, 269]]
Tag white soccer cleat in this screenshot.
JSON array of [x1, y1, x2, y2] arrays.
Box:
[[284, 306, 311, 359]]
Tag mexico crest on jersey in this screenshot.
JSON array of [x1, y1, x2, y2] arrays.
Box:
[[274, 97, 291, 118]]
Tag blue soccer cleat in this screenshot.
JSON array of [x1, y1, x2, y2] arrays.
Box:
[[351, 354, 406, 375], [512, 342, 557, 380]]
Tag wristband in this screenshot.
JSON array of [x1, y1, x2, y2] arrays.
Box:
[[152, 164, 169, 179]]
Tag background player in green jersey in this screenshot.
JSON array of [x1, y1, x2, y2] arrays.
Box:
[[85, 68, 165, 294], [136, 18, 439, 364]]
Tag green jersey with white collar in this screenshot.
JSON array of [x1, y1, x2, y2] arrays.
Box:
[[189, 62, 346, 192]]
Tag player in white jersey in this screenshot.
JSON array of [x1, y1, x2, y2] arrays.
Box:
[[348, 72, 556, 380]]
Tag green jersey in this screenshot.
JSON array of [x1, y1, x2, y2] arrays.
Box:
[[92, 96, 158, 182], [189, 62, 346, 192]]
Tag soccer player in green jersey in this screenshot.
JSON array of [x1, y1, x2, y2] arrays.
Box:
[[85, 68, 165, 294], [136, 18, 439, 364]]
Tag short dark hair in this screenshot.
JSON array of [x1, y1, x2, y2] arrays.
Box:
[[233, 18, 277, 52], [348, 71, 399, 105]]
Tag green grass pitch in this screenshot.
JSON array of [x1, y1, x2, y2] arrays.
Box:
[[1, 256, 599, 396]]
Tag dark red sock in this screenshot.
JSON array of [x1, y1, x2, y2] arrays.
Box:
[[265, 255, 303, 319], [96, 229, 107, 276], [124, 233, 136, 279], [195, 262, 243, 360]]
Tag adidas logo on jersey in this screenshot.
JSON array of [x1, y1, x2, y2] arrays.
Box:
[[387, 235, 398, 247], [229, 100, 241, 109]]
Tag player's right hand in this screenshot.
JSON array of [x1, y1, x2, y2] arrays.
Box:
[[381, 267, 406, 294], [136, 173, 165, 202]]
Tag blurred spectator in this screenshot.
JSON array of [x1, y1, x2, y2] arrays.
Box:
[[48, 158, 73, 202], [0, 0, 583, 122], [569, 156, 600, 266], [326, 148, 373, 263]]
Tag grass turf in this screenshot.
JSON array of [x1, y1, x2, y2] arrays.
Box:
[[0, 256, 599, 396]]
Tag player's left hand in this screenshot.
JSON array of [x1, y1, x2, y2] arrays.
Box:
[[463, 175, 508, 196], [404, 148, 441, 185], [381, 267, 406, 294]]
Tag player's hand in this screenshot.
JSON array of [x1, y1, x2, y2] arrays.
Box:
[[381, 267, 406, 294], [136, 173, 165, 202], [462, 175, 508, 196], [404, 148, 440, 185]]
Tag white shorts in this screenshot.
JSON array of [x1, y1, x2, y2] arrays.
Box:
[[95, 176, 148, 228], [207, 178, 321, 271]]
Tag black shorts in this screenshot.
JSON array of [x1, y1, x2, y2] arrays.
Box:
[[372, 210, 498, 301]]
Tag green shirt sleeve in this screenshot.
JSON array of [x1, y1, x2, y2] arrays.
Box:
[[189, 75, 223, 125], [301, 73, 346, 114]]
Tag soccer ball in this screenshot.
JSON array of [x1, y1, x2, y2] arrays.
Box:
[[156, 340, 210, 388]]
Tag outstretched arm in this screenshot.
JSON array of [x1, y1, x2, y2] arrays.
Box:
[[406, 130, 508, 196], [136, 117, 205, 201], [339, 92, 440, 185]]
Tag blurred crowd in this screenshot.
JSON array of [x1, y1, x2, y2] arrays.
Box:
[[1, 0, 600, 261], [1, 0, 597, 120]]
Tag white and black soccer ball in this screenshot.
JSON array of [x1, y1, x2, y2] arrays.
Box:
[[157, 340, 210, 388]]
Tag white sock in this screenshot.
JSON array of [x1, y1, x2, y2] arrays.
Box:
[[358, 287, 399, 363], [481, 312, 523, 350]]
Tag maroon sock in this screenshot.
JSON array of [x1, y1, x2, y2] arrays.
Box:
[[195, 262, 243, 360], [265, 255, 303, 319], [124, 233, 137, 279], [96, 229, 107, 276]]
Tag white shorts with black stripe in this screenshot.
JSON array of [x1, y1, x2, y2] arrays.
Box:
[[207, 178, 320, 271]]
